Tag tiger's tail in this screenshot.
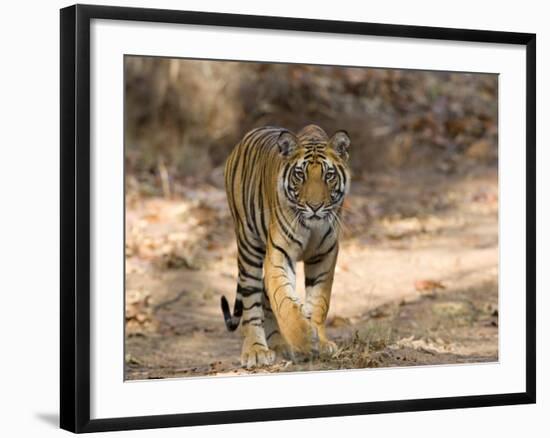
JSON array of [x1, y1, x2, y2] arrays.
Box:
[[220, 295, 243, 331]]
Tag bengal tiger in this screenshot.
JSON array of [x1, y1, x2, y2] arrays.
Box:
[[221, 124, 351, 368]]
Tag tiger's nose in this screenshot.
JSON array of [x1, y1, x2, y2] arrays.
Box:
[[307, 202, 323, 212]]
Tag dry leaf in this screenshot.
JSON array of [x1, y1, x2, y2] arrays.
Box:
[[328, 315, 351, 327], [414, 279, 445, 291]]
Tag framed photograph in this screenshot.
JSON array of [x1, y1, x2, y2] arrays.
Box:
[[60, 4, 536, 433]]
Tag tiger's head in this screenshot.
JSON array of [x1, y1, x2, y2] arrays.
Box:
[[276, 125, 351, 225]]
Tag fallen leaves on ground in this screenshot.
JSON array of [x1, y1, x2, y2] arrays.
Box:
[[414, 279, 445, 292]]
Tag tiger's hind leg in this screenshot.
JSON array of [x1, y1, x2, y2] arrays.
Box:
[[236, 251, 275, 368]]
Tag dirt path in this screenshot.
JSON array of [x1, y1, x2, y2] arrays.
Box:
[[125, 165, 498, 380]]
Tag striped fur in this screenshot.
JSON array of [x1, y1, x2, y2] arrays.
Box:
[[221, 125, 351, 368]]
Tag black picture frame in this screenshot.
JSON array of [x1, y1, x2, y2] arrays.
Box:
[[60, 4, 536, 433]]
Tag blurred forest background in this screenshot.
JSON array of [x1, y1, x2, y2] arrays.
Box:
[[124, 57, 499, 379]]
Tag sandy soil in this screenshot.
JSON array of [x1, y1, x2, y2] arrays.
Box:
[[124, 164, 498, 380]]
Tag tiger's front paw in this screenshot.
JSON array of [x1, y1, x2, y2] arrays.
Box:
[[241, 343, 276, 369], [279, 311, 320, 359]]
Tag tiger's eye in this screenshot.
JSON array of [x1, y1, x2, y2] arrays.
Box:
[[325, 169, 336, 181], [294, 167, 305, 179]]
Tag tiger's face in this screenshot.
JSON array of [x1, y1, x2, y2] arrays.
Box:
[[277, 126, 351, 225]]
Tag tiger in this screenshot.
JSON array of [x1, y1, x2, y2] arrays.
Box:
[[220, 124, 351, 368]]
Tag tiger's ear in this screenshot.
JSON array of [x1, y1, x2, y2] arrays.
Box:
[[329, 130, 351, 159], [276, 131, 298, 157]]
